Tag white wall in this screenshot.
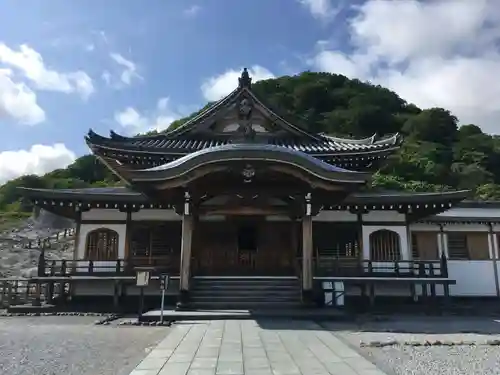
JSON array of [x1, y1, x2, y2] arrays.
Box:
[[362, 211, 406, 222], [313, 210, 406, 222], [447, 261, 498, 296], [132, 209, 179, 221], [81, 209, 126, 221], [314, 211, 356, 222], [438, 207, 500, 218]]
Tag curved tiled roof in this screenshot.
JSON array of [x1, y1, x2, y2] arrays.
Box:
[[86, 129, 402, 156], [17, 186, 470, 206], [117, 143, 371, 185]]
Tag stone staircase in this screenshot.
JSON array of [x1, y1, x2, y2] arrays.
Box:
[[189, 277, 302, 309]]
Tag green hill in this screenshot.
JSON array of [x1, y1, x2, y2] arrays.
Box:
[[4, 71, 500, 212]]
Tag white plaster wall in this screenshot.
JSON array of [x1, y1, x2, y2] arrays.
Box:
[[438, 207, 500, 218], [411, 223, 489, 232], [314, 211, 356, 222], [126, 279, 180, 296], [266, 215, 292, 221], [71, 279, 180, 297], [76, 223, 126, 272], [81, 209, 126, 221], [447, 261, 497, 296], [443, 224, 489, 232], [411, 223, 440, 232], [71, 280, 116, 296], [200, 215, 226, 221], [362, 211, 406, 222], [132, 209, 180, 221]]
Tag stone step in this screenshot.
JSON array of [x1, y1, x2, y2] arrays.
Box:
[[190, 295, 300, 302], [189, 277, 302, 309], [191, 289, 299, 297], [192, 284, 298, 291], [188, 301, 302, 310], [192, 277, 299, 284]]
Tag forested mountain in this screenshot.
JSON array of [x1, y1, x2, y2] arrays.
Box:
[[3, 71, 500, 212]]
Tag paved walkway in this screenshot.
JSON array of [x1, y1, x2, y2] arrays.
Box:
[[129, 320, 387, 375]]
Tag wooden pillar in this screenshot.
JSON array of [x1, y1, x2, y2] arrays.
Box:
[[73, 211, 82, 262], [301, 193, 313, 304], [180, 214, 193, 290], [178, 192, 193, 307], [302, 215, 313, 290], [124, 210, 132, 262]]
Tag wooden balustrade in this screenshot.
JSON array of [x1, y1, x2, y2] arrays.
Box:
[[23, 227, 76, 249], [36, 252, 449, 279], [39, 256, 180, 277], [314, 253, 448, 278]]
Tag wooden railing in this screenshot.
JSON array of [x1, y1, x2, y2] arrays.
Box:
[[315, 258, 448, 278], [314, 254, 448, 278], [38, 256, 180, 277], [21, 228, 76, 250]]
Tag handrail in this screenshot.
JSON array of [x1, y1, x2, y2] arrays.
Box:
[[314, 257, 448, 278], [40, 258, 180, 277]]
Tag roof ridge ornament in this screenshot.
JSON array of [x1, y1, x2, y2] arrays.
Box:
[[238, 68, 252, 89]]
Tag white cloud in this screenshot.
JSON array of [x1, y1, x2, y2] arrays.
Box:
[[201, 66, 275, 101], [114, 97, 180, 135], [297, 0, 344, 21], [0, 43, 94, 100], [310, 0, 500, 133], [110, 53, 142, 86], [184, 5, 201, 17], [0, 143, 76, 184], [0, 69, 45, 125]]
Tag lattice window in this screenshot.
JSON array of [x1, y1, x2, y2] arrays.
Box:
[[447, 233, 469, 260], [369, 229, 401, 261], [313, 223, 360, 258], [85, 229, 118, 261], [130, 222, 182, 259]]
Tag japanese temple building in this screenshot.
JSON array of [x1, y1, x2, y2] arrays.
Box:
[[19, 69, 500, 310]]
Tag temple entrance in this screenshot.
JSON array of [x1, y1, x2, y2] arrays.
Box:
[[191, 217, 298, 276]]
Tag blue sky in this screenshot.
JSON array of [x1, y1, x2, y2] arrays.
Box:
[[0, 0, 498, 183]]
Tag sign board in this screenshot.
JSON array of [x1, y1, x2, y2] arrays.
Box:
[[160, 274, 170, 291], [136, 270, 150, 287]]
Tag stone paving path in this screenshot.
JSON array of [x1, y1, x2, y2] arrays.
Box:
[[129, 320, 388, 375]]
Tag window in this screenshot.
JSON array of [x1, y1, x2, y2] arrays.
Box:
[[313, 223, 360, 258], [237, 223, 258, 251], [447, 233, 469, 260], [85, 229, 118, 261], [369, 230, 401, 261]]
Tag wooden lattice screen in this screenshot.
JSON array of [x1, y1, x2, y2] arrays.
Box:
[[130, 222, 182, 258], [447, 233, 469, 260], [313, 223, 360, 258], [85, 229, 119, 261], [369, 229, 401, 261]]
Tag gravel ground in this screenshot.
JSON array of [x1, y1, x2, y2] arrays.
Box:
[[0, 316, 168, 375], [362, 345, 500, 375], [323, 316, 500, 375]]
